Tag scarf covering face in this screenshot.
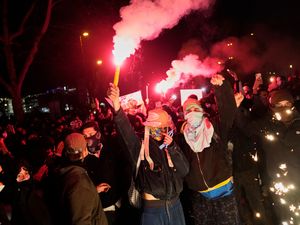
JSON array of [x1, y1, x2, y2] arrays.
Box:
[[183, 112, 214, 152], [185, 111, 203, 128]]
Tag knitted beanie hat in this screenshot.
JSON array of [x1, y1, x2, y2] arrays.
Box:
[[183, 98, 202, 113]]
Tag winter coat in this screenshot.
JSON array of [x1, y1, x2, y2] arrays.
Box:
[[50, 163, 108, 225], [113, 108, 189, 200], [177, 80, 236, 191]]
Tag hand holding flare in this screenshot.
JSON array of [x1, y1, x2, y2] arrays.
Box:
[[107, 83, 121, 112]]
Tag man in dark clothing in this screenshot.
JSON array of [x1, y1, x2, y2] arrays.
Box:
[[235, 89, 300, 224], [81, 121, 131, 225], [48, 133, 108, 225], [10, 161, 53, 225], [107, 83, 189, 225], [230, 108, 273, 225]]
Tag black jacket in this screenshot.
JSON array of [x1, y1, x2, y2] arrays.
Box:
[[49, 163, 108, 225], [114, 108, 189, 200], [10, 180, 52, 225], [177, 80, 236, 191]]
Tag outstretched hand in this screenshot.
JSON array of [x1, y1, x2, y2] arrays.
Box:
[[107, 83, 121, 111], [210, 74, 225, 86], [96, 183, 111, 193], [234, 92, 244, 108]]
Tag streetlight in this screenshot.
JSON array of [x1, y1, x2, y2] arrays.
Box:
[[79, 31, 89, 56], [79, 31, 90, 105], [82, 32, 89, 37], [96, 59, 103, 65], [289, 64, 293, 75]]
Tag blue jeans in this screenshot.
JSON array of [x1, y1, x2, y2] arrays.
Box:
[[141, 199, 186, 225]]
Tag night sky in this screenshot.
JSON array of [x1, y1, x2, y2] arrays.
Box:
[[2, 0, 300, 99]]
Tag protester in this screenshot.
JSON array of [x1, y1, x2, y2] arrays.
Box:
[[107, 83, 189, 225], [177, 74, 240, 225], [9, 160, 53, 225], [81, 121, 131, 225], [235, 88, 300, 224], [46, 133, 108, 225]]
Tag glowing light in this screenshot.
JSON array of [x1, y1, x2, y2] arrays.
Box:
[[282, 222, 288, 225], [112, 39, 129, 86], [113, 36, 136, 65], [251, 151, 258, 162], [200, 87, 206, 92], [286, 109, 292, 114], [217, 61, 222, 65], [275, 112, 282, 121], [279, 164, 287, 170], [82, 32, 89, 37], [280, 198, 287, 204], [171, 94, 177, 100], [270, 77, 275, 82], [266, 134, 275, 141], [272, 181, 295, 196], [250, 33, 254, 36], [96, 60, 103, 65], [290, 65, 293, 69], [290, 205, 296, 212], [228, 56, 234, 60], [255, 212, 261, 218]]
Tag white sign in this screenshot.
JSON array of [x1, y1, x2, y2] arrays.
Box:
[[180, 89, 203, 106], [119, 90, 144, 110]]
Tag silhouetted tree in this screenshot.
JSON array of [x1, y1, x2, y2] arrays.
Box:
[[0, 0, 58, 124]]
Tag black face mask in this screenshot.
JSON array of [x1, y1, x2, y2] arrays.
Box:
[[86, 132, 102, 154]]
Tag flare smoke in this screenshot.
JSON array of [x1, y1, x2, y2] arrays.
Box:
[[156, 54, 222, 92], [113, 0, 213, 62]]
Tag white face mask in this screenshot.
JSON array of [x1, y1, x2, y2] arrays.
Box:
[[185, 111, 204, 128]]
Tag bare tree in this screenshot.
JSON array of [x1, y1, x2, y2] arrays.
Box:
[[0, 0, 57, 123]]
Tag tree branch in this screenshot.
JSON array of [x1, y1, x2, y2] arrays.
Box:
[[2, 0, 17, 84], [11, 1, 37, 40], [18, 0, 53, 89]]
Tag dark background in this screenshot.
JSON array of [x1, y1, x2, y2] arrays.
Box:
[[3, 0, 300, 99]]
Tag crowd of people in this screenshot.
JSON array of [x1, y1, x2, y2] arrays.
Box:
[[0, 71, 300, 225]]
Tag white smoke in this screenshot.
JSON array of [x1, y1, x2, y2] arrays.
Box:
[[113, 0, 214, 62], [156, 54, 222, 92]]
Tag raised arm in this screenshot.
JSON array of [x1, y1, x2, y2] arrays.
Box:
[[107, 83, 142, 165]]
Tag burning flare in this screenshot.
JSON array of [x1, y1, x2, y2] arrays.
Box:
[[112, 0, 213, 64]]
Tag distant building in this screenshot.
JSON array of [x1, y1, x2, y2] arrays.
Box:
[[0, 86, 90, 117], [0, 98, 13, 116]]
